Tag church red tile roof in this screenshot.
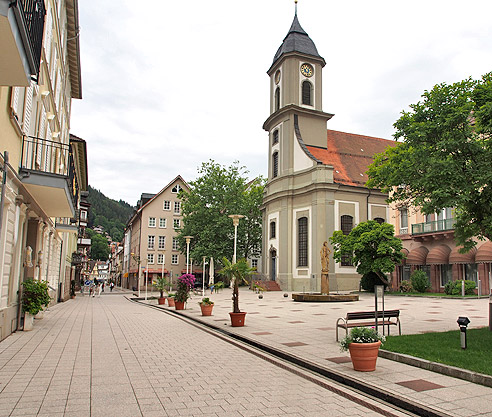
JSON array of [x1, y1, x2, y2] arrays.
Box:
[[306, 130, 397, 187]]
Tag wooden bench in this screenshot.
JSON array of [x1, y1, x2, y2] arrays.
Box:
[[336, 310, 401, 341]]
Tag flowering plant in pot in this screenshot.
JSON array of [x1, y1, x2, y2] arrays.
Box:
[[174, 274, 195, 310], [219, 258, 255, 327], [340, 327, 385, 372], [22, 279, 51, 330], [153, 276, 169, 304], [198, 297, 214, 316]]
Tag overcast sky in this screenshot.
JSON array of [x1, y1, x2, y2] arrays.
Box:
[[70, 0, 492, 205]]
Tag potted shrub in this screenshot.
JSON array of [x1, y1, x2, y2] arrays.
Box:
[[340, 327, 385, 371], [70, 280, 76, 299], [219, 258, 255, 327], [174, 274, 195, 310], [22, 279, 51, 331], [198, 297, 214, 316], [167, 293, 175, 307], [153, 276, 168, 304]]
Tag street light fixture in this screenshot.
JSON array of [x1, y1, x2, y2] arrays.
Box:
[[131, 252, 141, 297], [228, 215, 244, 264], [184, 236, 193, 274]]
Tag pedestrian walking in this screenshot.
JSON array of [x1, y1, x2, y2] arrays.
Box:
[[97, 283, 102, 297], [110, 282, 114, 292], [101, 282, 105, 292]]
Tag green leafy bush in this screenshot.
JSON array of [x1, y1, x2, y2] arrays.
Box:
[[444, 280, 476, 295], [22, 279, 51, 315], [360, 271, 387, 292], [399, 280, 413, 292], [410, 270, 430, 293], [340, 327, 385, 352]]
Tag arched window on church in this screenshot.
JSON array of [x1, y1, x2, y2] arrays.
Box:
[[302, 81, 312, 106], [298, 217, 308, 267], [275, 87, 280, 111], [272, 152, 279, 178], [340, 215, 353, 266], [272, 130, 279, 145]]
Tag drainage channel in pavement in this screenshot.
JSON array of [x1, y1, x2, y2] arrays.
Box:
[[129, 297, 450, 417]]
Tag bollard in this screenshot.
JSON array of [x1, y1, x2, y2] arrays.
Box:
[[462, 280, 465, 297]]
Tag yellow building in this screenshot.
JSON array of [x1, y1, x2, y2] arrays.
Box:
[[0, 0, 84, 340]]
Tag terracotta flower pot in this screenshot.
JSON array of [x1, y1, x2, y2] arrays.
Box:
[[200, 304, 214, 316], [348, 341, 381, 372], [158, 297, 166, 305], [174, 301, 185, 310], [167, 298, 175, 307], [229, 312, 247, 327]]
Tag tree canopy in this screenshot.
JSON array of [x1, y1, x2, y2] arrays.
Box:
[[330, 220, 404, 284], [367, 73, 492, 251], [177, 160, 265, 263], [87, 229, 110, 261]]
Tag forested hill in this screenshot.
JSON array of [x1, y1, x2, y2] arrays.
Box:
[[87, 185, 134, 242]]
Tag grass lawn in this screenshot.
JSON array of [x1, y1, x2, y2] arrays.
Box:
[[386, 291, 482, 298], [383, 327, 492, 376]]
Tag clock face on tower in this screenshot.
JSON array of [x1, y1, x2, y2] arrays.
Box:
[[300, 63, 314, 77]]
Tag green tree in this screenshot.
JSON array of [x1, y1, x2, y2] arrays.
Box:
[[330, 220, 404, 285], [177, 160, 265, 262], [367, 73, 492, 251], [90, 233, 110, 261]]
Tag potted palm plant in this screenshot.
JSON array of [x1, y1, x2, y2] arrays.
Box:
[[219, 258, 255, 327], [22, 279, 51, 331], [174, 274, 195, 310], [153, 276, 168, 304], [340, 327, 385, 371], [198, 297, 214, 316]]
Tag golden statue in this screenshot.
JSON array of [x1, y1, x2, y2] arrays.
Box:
[[320, 241, 330, 273]]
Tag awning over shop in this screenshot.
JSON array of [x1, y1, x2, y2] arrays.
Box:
[[426, 244, 451, 265], [475, 241, 492, 263], [449, 246, 477, 264], [406, 246, 428, 265]]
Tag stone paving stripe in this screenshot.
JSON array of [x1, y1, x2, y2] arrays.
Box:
[[396, 380, 445, 392]]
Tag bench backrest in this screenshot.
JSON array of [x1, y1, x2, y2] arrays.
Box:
[[346, 310, 399, 320]]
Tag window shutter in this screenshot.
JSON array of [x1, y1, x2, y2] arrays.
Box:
[[11, 87, 20, 116], [23, 83, 34, 135]]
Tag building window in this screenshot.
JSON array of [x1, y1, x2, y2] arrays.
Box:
[[374, 217, 385, 224], [174, 201, 181, 214], [148, 235, 155, 250], [302, 81, 312, 106], [251, 259, 258, 269], [158, 254, 164, 264], [172, 254, 179, 265], [340, 215, 353, 266], [298, 217, 308, 267], [159, 218, 166, 228], [270, 221, 276, 239], [440, 264, 452, 287], [163, 201, 171, 210], [399, 208, 408, 229], [172, 184, 182, 193], [80, 210, 87, 221], [148, 217, 156, 228], [173, 219, 180, 229], [147, 253, 154, 264], [273, 130, 279, 145], [465, 263, 478, 284], [158, 236, 166, 250], [172, 237, 179, 251], [275, 87, 280, 111], [272, 152, 279, 178]]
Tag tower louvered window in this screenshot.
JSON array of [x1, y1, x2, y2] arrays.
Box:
[[340, 215, 353, 266], [275, 87, 280, 111], [302, 81, 312, 105], [298, 217, 308, 267], [273, 130, 279, 145], [272, 152, 279, 178]]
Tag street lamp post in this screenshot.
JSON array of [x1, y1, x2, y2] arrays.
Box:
[[228, 215, 244, 264], [145, 261, 148, 301], [184, 236, 193, 274], [131, 252, 141, 297]]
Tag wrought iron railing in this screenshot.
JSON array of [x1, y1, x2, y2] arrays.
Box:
[[411, 219, 455, 235], [13, 0, 46, 77]]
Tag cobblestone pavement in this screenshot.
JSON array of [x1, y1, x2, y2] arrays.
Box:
[[0, 294, 410, 417]]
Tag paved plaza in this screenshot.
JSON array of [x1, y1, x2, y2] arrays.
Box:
[[0, 288, 490, 417]]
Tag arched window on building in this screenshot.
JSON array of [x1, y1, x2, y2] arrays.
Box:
[[275, 87, 280, 111], [302, 81, 312, 106], [374, 217, 385, 224], [272, 152, 279, 178], [270, 221, 276, 239], [298, 217, 308, 267]]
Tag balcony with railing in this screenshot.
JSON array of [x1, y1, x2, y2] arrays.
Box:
[[0, 0, 46, 86], [411, 218, 455, 236], [20, 135, 77, 218]]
